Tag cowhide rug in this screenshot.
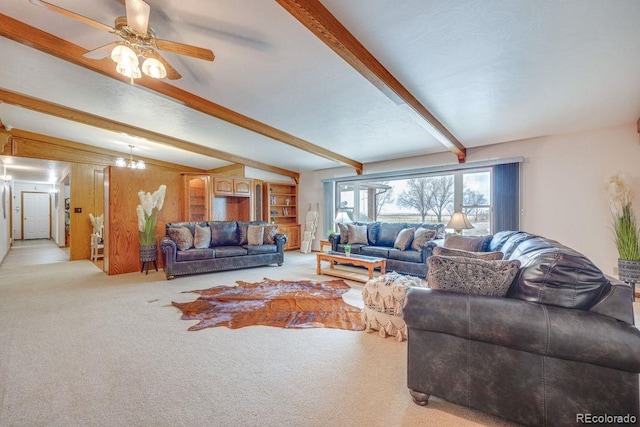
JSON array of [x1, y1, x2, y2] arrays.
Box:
[[172, 278, 365, 331]]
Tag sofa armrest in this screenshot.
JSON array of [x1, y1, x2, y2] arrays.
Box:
[[420, 240, 438, 262], [328, 233, 340, 250], [160, 237, 177, 260], [274, 233, 287, 252], [404, 287, 640, 372]]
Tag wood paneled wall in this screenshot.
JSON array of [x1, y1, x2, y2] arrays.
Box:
[[69, 163, 104, 261], [104, 166, 183, 275]]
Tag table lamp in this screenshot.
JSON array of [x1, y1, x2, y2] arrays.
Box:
[[446, 212, 474, 234]]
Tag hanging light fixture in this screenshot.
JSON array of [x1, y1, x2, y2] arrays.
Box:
[[110, 43, 167, 84], [116, 145, 146, 170]]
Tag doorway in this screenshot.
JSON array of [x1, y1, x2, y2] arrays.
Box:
[[22, 192, 51, 240]]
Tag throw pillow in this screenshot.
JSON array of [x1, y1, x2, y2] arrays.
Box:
[[194, 224, 211, 249], [412, 228, 436, 251], [347, 224, 368, 245], [427, 255, 520, 297], [394, 227, 415, 250], [337, 223, 350, 244], [263, 224, 278, 244], [444, 234, 491, 252], [168, 226, 193, 251], [433, 246, 503, 260], [247, 225, 264, 245]]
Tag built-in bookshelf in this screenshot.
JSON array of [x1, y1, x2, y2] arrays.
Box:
[[264, 182, 300, 250]]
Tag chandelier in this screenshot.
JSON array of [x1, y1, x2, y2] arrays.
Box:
[[116, 145, 146, 169], [111, 43, 166, 84]]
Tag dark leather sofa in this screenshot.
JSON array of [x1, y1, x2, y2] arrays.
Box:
[[403, 231, 640, 426], [160, 221, 286, 280], [328, 221, 445, 277]]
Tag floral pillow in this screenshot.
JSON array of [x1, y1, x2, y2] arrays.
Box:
[[337, 223, 350, 244], [412, 228, 436, 251], [263, 225, 278, 244], [433, 246, 503, 260]]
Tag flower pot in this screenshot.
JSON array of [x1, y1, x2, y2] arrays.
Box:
[[618, 259, 639, 301], [140, 244, 158, 262]]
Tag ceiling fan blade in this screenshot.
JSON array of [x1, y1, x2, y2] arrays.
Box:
[[156, 39, 215, 62], [28, 0, 115, 33], [145, 51, 182, 80], [82, 42, 121, 60], [125, 0, 150, 36]]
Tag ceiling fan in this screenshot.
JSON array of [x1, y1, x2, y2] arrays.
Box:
[[28, 0, 215, 82]]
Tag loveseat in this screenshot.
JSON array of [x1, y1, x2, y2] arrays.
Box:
[[404, 231, 640, 426], [328, 221, 445, 277], [160, 221, 286, 280]]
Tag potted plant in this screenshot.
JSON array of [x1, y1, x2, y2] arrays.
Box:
[[343, 244, 351, 257], [607, 173, 640, 296], [136, 184, 167, 268]]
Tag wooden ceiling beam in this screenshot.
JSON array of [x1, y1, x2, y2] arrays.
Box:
[[276, 0, 467, 163], [0, 14, 362, 174], [0, 87, 299, 179], [5, 128, 206, 173]]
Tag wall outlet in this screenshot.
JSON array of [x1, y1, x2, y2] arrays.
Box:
[[74, 207, 82, 213]]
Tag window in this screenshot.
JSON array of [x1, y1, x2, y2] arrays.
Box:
[[331, 168, 497, 236]]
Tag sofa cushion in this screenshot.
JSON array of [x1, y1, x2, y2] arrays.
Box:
[[348, 224, 369, 245], [176, 248, 215, 262], [247, 225, 264, 245], [434, 247, 503, 260], [394, 227, 415, 250], [337, 223, 350, 244], [388, 248, 422, 263], [213, 246, 248, 258], [365, 222, 381, 246], [377, 223, 406, 247], [496, 231, 537, 259], [412, 228, 436, 251], [263, 225, 278, 244], [361, 246, 390, 258], [427, 255, 520, 297], [237, 221, 267, 245], [245, 244, 277, 255], [167, 226, 194, 251], [210, 221, 240, 246], [194, 223, 211, 249], [444, 234, 491, 252], [508, 236, 612, 310]]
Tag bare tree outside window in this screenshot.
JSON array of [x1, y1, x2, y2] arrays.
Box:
[[397, 176, 454, 222], [463, 188, 488, 220]]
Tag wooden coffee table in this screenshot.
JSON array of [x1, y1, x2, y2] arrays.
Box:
[[316, 251, 386, 283]]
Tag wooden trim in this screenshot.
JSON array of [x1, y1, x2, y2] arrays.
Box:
[[208, 164, 246, 177], [276, 0, 466, 163], [7, 128, 205, 172], [0, 14, 361, 174], [0, 87, 299, 179]]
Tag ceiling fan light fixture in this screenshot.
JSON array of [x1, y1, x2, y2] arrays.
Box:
[[116, 62, 142, 81], [141, 57, 167, 79], [110, 44, 138, 66]]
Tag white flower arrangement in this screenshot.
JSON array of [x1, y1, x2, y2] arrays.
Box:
[[88, 213, 103, 235], [136, 184, 167, 246]]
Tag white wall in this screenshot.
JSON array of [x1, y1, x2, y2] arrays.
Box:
[[299, 123, 640, 275], [0, 180, 9, 264]]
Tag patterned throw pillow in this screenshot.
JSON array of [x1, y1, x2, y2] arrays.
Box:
[[247, 225, 264, 245], [168, 226, 194, 251], [263, 225, 278, 244], [412, 228, 436, 251], [337, 223, 350, 244], [194, 224, 211, 249], [394, 227, 415, 250], [427, 255, 520, 297], [433, 246, 503, 260], [444, 234, 491, 252], [347, 224, 368, 245]]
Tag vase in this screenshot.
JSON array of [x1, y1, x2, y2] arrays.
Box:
[[140, 244, 158, 262], [618, 259, 639, 301]]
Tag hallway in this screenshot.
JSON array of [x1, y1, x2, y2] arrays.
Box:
[[0, 239, 69, 268]]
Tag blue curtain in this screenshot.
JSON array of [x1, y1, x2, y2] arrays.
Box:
[[492, 162, 520, 232]]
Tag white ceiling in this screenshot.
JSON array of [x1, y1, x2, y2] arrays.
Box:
[[1, 0, 640, 183]]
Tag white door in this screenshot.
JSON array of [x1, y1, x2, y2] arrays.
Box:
[[23, 192, 50, 239]]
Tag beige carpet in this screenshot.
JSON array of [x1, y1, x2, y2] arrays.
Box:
[[0, 250, 553, 426]]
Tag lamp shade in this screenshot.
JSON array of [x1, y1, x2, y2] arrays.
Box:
[[446, 212, 474, 233], [141, 57, 167, 79], [111, 44, 138, 66], [334, 212, 352, 224], [116, 63, 142, 79]]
